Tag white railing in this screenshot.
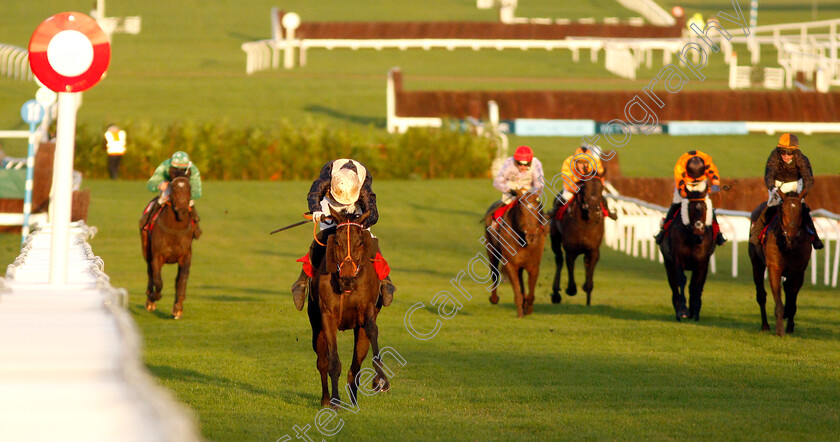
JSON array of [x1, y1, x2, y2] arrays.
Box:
[[0, 44, 32, 81], [0, 222, 199, 440], [605, 45, 637, 79], [614, 0, 675, 26], [602, 189, 840, 286]]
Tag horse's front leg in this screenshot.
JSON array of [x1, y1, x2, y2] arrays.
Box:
[[524, 264, 539, 315], [550, 226, 564, 304], [783, 271, 804, 334], [322, 316, 343, 408], [347, 326, 371, 404], [582, 248, 600, 306], [311, 314, 331, 408], [172, 253, 191, 319], [664, 258, 688, 320], [147, 256, 165, 313], [144, 256, 158, 312], [688, 260, 709, 321], [363, 309, 390, 392], [486, 235, 502, 305], [767, 266, 785, 336], [564, 250, 578, 297], [501, 263, 525, 317], [749, 244, 770, 331]]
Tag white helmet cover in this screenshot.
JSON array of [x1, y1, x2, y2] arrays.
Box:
[[330, 168, 362, 205]]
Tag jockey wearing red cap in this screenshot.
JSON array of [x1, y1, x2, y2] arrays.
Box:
[[486, 146, 544, 228], [749, 133, 822, 249], [291, 159, 395, 311], [654, 150, 726, 246]]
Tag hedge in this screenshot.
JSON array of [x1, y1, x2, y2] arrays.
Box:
[[73, 120, 495, 180]]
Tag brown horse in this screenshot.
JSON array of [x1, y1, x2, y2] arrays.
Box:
[[308, 209, 389, 408], [659, 188, 716, 321], [141, 177, 196, 319], [748, 193, 811, 336], [550, 178, 606, 306], [485, 188, 547, 318]]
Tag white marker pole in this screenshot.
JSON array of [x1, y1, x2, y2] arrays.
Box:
[[21, 123, 39, 246], [49, 91, 78, 285]]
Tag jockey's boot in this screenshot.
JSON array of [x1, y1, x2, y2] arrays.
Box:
[[654, 203, 680, 244], [369, 237, 395, 307], [380, 276, 396, 307], [190, 206, 202, 239], [290, 269, 309, 311], [803, 204, 824, 250], [601, 195, 618, 220], [712, 213, 727, 246], [749, 205, 773, 245], [291, 231, 333, 310]]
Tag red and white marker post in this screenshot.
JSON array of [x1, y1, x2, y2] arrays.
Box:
[[28, 12, 110, 285]]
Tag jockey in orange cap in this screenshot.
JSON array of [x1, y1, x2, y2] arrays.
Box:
[[654, 150, 726, 246], [749, 133, 822, 249], [557, 143, 617, 220], [486, 146, 544, 229]]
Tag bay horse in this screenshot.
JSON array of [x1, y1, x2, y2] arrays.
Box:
[[308, 208, 389, 408], [141, 176, 195, 319], [485, 188, 547, 318], [550, 178, 606, 306], [748, 193, 811, 336], [658, 185, 716, 321]]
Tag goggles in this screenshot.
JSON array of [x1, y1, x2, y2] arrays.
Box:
[[516, 160, 531, 167], [778, 147, 797, 156]]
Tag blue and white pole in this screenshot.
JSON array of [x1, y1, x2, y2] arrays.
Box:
[[19, 100, 46, 247], [750, 0, 758, 30]]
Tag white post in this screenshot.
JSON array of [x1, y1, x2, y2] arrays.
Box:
[[729, 53, 738, 89], [97, 0, 105, 20], [21, 127, 40, 245], [386, 68, 397, 133], [282, 13, 300, 69], [49, 92, 78, 285]]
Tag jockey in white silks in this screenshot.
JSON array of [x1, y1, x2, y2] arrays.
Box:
[[291, 158, 395, 311]]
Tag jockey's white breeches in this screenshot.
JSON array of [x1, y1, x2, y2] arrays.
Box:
[[673, 189, 713, 225], [767, 180, 802, 207]]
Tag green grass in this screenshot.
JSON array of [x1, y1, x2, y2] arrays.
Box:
[[2, 179, 838, 440]]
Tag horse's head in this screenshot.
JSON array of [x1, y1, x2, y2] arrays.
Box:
[[170, 177, 192, 222], [682, 188, 709, 241], [326, 208, 371, 293], [513, 188, 546, 246], [779, 193, 803, 249], [577, 179, 604, 223]]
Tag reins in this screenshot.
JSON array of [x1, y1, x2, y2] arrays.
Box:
[[152, 202, 194, 235]]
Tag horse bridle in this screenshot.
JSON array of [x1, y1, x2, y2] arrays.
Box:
[[687, 196, 707, 232], [336, 221, 365, 278]]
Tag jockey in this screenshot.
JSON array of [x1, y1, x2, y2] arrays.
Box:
[[558, 144, 617, 220], [139, 151, 203, 240], [654, 150, 726, 246], [749, 133, 823, 249], [291, 158, 395, 311], [487, 146, 544, 228]]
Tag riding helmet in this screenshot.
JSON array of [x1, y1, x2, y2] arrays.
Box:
[[171, 151, 191, 169]]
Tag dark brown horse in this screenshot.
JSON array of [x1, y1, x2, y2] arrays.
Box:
[[141, 177, 196, 319], [748, 193, 811, 336], [659, 188, 716, 321], [485, 188, 547, 318], [550, 178, 606, 306], [308, 209, 389, 408]]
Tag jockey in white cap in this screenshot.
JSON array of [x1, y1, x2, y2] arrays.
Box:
[[291, 158, 395, 310]]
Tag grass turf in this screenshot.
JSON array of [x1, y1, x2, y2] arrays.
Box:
[[1, 178, 838, 440]]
